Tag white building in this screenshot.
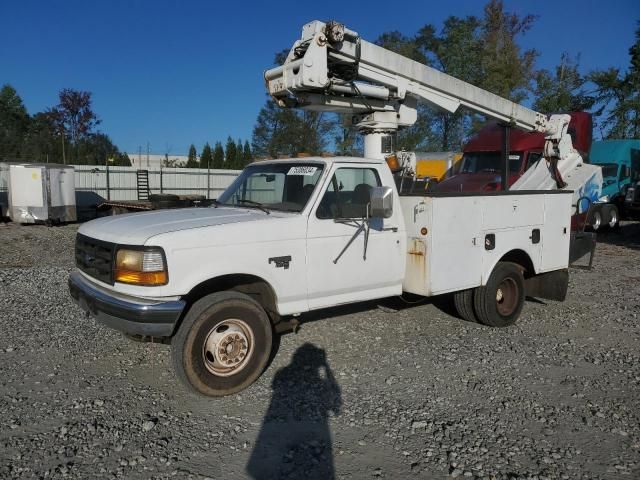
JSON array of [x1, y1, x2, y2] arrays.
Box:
[[126, 153, 191, 169]]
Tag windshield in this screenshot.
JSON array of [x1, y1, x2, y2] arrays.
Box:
[[597, 163, 618, 179], [217, 162, 324, 212], [460, 152, 523, 174]]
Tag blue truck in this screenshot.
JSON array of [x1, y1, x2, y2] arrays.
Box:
[[589, 140, 640, 227]]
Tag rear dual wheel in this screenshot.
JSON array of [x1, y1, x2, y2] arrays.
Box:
[[453, 289, 478, 323], [474, 262, 525, 327], [453, 262, 525, 328], [172, 291, 273, 397], [604, 204, 619, 229]]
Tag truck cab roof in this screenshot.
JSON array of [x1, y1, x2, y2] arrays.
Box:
[[463, 112, 592, 156], [252, 156, 384, 166], [590, 139, 640, 167]]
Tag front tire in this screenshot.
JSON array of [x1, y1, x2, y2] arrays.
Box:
[[474, 262, 525, 328], [172, 291, 273, 397]]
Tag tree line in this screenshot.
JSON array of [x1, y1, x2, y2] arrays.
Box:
[[250, 0, 640, 156], [0, 86, 132, 166], [177, 137, 252, 170]]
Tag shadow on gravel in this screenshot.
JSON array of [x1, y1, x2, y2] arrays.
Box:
[[595, 221, 640, 250], [285, 293, 479, 329], [246, 343, 342, 480]]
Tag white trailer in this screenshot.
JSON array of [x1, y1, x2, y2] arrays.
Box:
[[2, 163, 76, 224]]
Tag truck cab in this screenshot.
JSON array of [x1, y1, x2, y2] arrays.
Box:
[[590, 140, 640, 210], [621, 142, 640, 219], [437, 113, 592, 193]]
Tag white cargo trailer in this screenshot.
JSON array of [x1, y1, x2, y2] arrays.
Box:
[[3, 163, 76, 224]]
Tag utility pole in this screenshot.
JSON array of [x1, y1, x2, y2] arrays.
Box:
[[138, 146, 142, 168], [147, 142, 150, 168]]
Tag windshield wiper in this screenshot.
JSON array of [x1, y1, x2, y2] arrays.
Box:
[[236, 199, 271, 214]]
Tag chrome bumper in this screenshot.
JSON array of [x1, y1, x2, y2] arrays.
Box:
[[68, 271, 185, 337]]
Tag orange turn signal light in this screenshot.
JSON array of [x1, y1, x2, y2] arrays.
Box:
[[385, 154, 400, 172], [115, 269, 168, 286]]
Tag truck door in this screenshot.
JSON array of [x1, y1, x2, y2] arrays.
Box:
[[306, 165, 404, 309]]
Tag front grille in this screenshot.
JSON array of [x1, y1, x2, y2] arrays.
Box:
[[75, 234, 115, 284]]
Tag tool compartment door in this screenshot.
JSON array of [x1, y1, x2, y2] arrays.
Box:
[[540, 193, 572, 271], [428, 197, 483, 295]]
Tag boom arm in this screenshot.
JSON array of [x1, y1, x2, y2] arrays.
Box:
[[265, 20, 571, 163]]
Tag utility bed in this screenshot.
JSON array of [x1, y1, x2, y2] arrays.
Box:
[[399, 191, 573, 297]]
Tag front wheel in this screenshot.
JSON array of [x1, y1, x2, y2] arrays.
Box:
[[172, 291, 273, 397], [473, 262, 525, 328]]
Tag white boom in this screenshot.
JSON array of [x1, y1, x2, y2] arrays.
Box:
[[265, 20, 602, 204]]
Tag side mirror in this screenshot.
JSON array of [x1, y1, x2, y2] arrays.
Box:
[[370, 186, 393, 218]]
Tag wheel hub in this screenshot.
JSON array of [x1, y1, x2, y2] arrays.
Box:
[[495, 278, 518, 316], [203, 320, 253, 376]]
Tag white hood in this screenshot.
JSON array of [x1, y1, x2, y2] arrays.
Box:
[[79, 207, 283, 244]]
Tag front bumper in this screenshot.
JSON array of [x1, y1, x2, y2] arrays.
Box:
[[68, 271, 185, 337]]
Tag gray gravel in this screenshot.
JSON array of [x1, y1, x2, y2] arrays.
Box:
[[0, 221, 639, 479]]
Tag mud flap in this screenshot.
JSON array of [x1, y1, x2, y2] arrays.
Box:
[[525, 269, 569, 301], [569, 231, 596, 270]]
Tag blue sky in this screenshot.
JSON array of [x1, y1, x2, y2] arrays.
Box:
[[1, 0, 638, 155]]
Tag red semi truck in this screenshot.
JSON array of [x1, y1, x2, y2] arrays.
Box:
[[437, 112, 593, 193]]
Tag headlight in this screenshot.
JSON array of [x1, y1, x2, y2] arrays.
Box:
[[115, 248, 168, 286]]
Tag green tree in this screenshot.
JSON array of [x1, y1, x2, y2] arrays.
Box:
[[48, 88, 100, 163], [589, 23, 640, 138], [200, 142, 213, 169], [532, 53, 594, 113], [21, 112, 59, 162], [478, 0, 537, 103], [242, 140, 252, 166], [373, 1, 539, 151], [235, 139, 243, 168], [111, 152, 132, 166], [0, 84, 30, 160], [225, 136, 237, 169], [334, 121, 362, 156], [75, 132, 120, 165], [252, 97, 337, 158], [185, 144, 199, 168], [213, 141, 224, 169]]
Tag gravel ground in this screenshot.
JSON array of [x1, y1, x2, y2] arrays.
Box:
[[0, 220, 639, 479]]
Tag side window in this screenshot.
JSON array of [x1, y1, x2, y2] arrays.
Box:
[[526, 152, 542, 171], [620, 165, 630, 181], [316, 168, 381, 219]]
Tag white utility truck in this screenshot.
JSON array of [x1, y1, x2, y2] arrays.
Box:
[[69, 21, 594, 397]]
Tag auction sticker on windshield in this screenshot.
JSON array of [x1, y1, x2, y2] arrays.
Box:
[[287, 166, 317, 176]]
